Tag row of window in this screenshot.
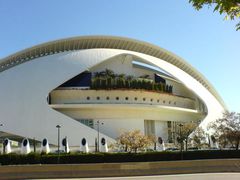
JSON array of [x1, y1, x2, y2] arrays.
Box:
[[78, 119, 94, 129], [86, 96, 176, 105]]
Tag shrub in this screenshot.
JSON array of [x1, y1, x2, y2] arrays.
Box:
[[90, 70, 173, 93], [1, 150, 240, 165]]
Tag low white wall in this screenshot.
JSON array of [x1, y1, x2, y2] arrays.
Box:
[[155, 121, 168, 142], [94, 118, 145, 140], [51, 89, 196, 110]]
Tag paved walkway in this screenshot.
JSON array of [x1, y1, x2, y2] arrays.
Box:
[[44, 173, 240, 180], [2, 159, 240, 179]]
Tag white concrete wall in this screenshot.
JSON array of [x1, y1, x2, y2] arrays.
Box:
[[155, 121, 168, 142], [166, 80, 195, 99], [91, 54, 197, 101], [50, 90, 196, 110], [0, 49, 121, 146], [91, 55, 134, 77], [93, 118, 144, 140], [56, 104, 203, 122], [0, 48, 225, 146]]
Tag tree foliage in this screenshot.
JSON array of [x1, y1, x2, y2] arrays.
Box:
[[189, 0, 240, 30], [91, 69, 173, 93], [190, 126, 206, 148], [117, 130, 154, 153], [176, 122, 198, 151], [208, 111, 240, 149]]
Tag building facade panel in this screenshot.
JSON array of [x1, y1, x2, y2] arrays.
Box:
[[0, 36, 226, 148]]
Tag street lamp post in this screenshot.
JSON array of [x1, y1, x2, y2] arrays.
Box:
[[0, 124, 3, 154], [96, 121, 103, 152], [179, 123, 183, 151], [33, 137, 36, 153], [56, 125, 61, 162], [178, 123, 183, 160]]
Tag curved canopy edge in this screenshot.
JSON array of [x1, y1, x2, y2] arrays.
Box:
[[0, 35, 227, 109]]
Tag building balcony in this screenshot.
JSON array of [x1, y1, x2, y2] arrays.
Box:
[[49, 89, 197, 110]]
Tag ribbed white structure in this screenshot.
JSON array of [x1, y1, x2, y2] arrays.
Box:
[[100, 138, 108, 153], [21, 138, 31, 154], [3, 138, 12, 154], [80, 138, 89, 153], [0, 36, 226, 146], [41, 138, 50, 154]]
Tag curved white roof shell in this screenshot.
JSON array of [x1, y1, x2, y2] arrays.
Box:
[[0, 36, 226, 145], [0, 36, 226, 109]]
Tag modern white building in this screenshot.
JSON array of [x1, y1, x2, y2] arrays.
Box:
[[0, 36, 226, 147]]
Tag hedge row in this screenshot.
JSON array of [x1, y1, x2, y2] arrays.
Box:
[[0, 150, 240, 165], [91, 77, 173, 93]]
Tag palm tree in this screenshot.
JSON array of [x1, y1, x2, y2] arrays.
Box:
[[105, 69, 115, 78], [117, 74, 126, 88], [94, 72, 102, 78]]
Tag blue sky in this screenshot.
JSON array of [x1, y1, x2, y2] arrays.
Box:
[[0, 0, 239, 112]]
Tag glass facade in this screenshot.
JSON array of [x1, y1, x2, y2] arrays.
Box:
[[78, 119, 94, 129]]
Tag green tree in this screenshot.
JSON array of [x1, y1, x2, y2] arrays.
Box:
[[208, 111, 240, 149], [117, 130, 153, 153], [189, 0, 240, 30], [190, 126, 206, 148], [105, 69, 115, 78], [177, 122, 197, 151]]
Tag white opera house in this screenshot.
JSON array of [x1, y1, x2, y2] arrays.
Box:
[[0, 36, 226, 148]]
